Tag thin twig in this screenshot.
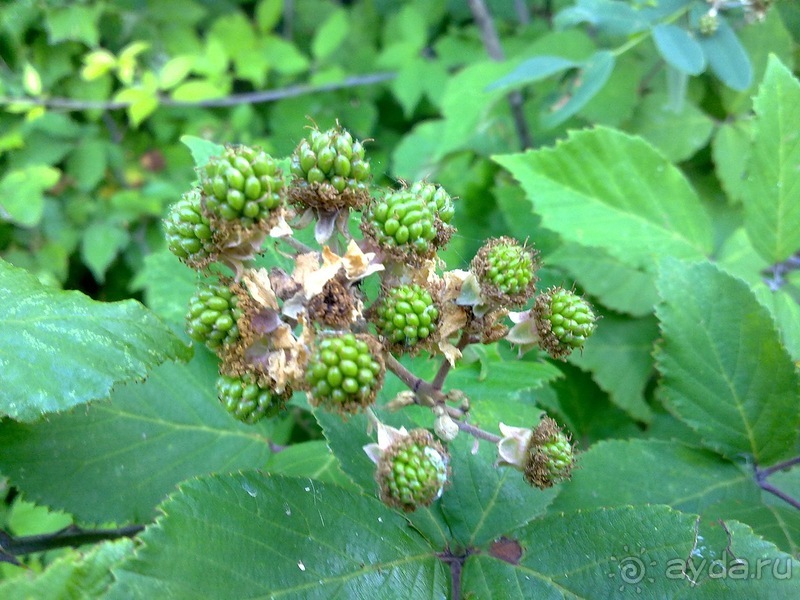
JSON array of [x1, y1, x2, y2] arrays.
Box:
[[0, 524, 144, 556], [384, 354, 441, 400], [456, 420, 501, 444], [757, 479, 800, 511], [467, 0, 532, 150], [758, 455, 800, 478], [1, 72, 396, 112]]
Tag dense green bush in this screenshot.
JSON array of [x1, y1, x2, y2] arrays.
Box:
[[1, 1, 799, 598]]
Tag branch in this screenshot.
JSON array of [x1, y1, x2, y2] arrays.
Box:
[[431, 332, 471, 390], [467, 0, 532, 150], [0, 524, 144, 557], [753, 456, 800, 511], [758, 455, 800, 478], [1, 72, 396, 112], [384, 354, 442, 400], [456, 420, 501, 444]]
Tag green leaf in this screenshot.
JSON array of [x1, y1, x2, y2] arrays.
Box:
[[485, 55, 578, 92], [113, 88, 159, 127], [551, 439, 757, 513], [170, 79, 226, 102], [626, 94, 714, 162], [652, 23, 706, 75], [263, 36, 309, 75], [256, 0, 283, 33], [712, 120, 752, 204], [264, 440, 355, 490], [0, 351, 277, 523], [697, 15, 753, 91], [311, 8, 349, 60], [494, 128, 713, 271], [740, 56, 800, 263], [548, 244, 658, 317], [0, 259, 191, 422], [0, 539, 134, 600], [655, 259, 800, 465], [180, 135, 225, 169], [463, 505, 800, 597], [438, 435, 558, 548], [568, 314, 657, 423], [66, 138, 108, 191], [554, 0, 649, 36], [44, 5, 101, 46], [157, 55, 194, 90], [542, 50, 615, 128], [129, 248, 199, 325], [80, 221, 131, 283], [703, 498, 800, 558], [108, 473, 448, 599], [0, 165, 60, 227]]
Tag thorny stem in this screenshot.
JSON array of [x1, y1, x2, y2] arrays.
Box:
[[467, 0, 532, 150], [384, 354, 442, 401]]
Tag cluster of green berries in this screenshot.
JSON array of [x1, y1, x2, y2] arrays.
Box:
[[290, 125, 370, 194], [366, 189, 438, 254], [164, 190, 214, 265], [408, 181, 455, 224], [533, 287, 596, 359], [186, 281, 243, 351], [524, 417, 575, 489], [305, 334, 383, 414], [475, 238, 536, 304], [373, 284, 439, 348], [376, 429, 449, 512], [217, 373, 283, 424], [200, 145, 283, 226]]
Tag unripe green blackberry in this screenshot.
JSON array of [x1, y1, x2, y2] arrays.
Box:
[[186, 281, 243, 351], [199, 145, 283, 226], [376, 429, 449, 512], [373, 284, 439, 348], [289, 123, 370, 210], [364, 188, 437, 256], [472, 237, 538, 307], [164, 190, 215, 268], [532, 287, 596, 359], [217, 373, 284, 424], [408, 181, 455, 224], [305, 334, 384, 414], [524, 417, 575, 489]]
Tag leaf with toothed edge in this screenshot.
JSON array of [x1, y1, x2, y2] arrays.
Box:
[[0, 259, 191, 422]]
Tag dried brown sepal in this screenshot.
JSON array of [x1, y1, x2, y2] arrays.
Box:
[[205, 210, 287, 280], [471, 236, 539, 308], [307, 277, 359, 329], [288, 182, 370, 212], [523, 417, 575, 490], [464, 307, 509, 345]]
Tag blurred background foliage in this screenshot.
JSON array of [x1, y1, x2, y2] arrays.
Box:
[[2, 0, 796, 299]]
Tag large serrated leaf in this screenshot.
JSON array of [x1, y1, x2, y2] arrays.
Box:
[[0, 259, 191, 422], [0, 351, 276, 523], [655, 260, 800, 465], [0, 538, 133, 599], [551, 439, 757, 513], [494, 127, 713, 271], [568, 314, 657, 423], [463, 505, 800, 597], [740, 56, 800, 263], [107, 472, 449, 599]]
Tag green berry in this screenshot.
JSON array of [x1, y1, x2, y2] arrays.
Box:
[[164, 190, 215, 267], [376, 429, 449, 512], [305, 334, 383, 414], [524, 417, 575, 489], [186, 281, 243, 351], [199, 145, 283, 227], [373, 284, 439, 348], [532, 287, 596, 360], [366, 189, 437, 254], [290, 123, 370, 193], [698, 13, 719, 36], [472, 237, 538, 306], [217, 373, 284, 424], [408, 181, 455, 224]]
